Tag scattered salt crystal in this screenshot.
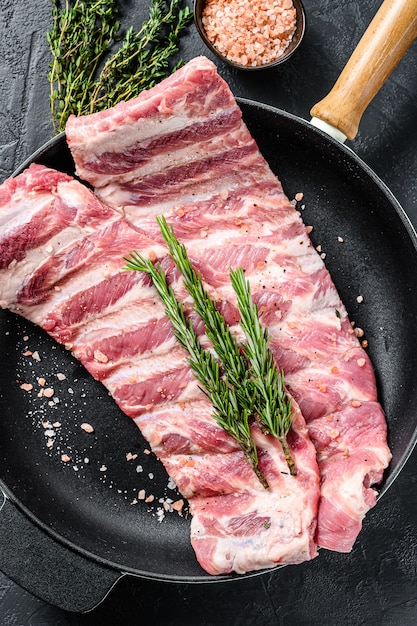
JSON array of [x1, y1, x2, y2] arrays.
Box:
[[80, 422, 94, 433], [56, 373, 66, 381], [32, 351, 41, 362], [295, 192, 304, 202], [136, 465, 143, 473], [172, 499, 184, 515], [99, 465, 107, 472], [138, 489, 146, 500], [61, 454, 71, 463], [356, 295, 364, 303], [94, 349, 108, 363], [20, 383, 33, 392]]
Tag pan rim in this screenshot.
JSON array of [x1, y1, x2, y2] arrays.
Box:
[[0, 478, 284, 583]]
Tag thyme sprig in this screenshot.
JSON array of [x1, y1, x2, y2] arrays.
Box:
[[123, 218, 296, 486], [89, 1, 192, 113], [47, 0, 121, 133], [123, 250, 268, 488], [47, 0, 192, 133]]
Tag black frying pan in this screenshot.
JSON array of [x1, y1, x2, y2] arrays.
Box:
[[1, 0, 417, 613]]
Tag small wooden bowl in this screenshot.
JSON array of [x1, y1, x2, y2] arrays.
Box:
[[194, 0, 306, 71]]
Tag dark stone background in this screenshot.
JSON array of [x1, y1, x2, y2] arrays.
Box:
[[1, 1, 417, 624]]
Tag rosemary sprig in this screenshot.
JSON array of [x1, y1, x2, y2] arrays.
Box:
[[157, 216, 248, 390], [47, 0, 192, 133], [156, 216, 295, 476], [123, 251, 268, 488], [124, 218, 297, 484], [229, 268, 296, 476]]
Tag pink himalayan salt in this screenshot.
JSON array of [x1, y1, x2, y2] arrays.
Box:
[[202, 0, 297, 67]]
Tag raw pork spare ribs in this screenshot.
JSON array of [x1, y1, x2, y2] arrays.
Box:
[[0, 56, 391, 573], [67, 55, 391, 552], [0, 165, 320, 575]]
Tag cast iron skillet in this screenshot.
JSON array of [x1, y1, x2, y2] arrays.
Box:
[[1, 0, 417, 613]]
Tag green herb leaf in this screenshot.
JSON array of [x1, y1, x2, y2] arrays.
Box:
[[47, 0, 192, 133]]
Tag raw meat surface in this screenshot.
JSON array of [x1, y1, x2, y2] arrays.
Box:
[[66, 55, 392, 553], [0, 162, 321, 575]]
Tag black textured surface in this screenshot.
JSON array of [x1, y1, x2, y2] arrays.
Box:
[[1, 0, 417, 623]]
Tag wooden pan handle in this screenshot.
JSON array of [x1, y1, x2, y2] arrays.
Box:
[[310, 0, 417, 140]]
